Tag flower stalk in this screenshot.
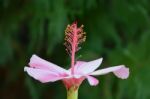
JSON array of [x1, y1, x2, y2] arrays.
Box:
[[67, 86, 78, 99]]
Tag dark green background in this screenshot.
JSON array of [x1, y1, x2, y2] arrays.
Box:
[[0, 0, 150, 99]]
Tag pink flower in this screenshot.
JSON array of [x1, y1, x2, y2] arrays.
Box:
[[24, 22, 129, 90], [24, 54, 129, 89]]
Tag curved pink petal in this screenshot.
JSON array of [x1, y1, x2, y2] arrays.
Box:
[[29, 54, 68, 73], [24, 67, 67, 83], [86, 76, 99, 86], [74, 58, 103, 75], [91, 65, 129, 79], [74, 61, 86, 67]]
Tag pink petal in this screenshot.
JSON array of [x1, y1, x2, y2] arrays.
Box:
[[24, 67, 67, 83], [91, 65, 129, 79], [74, 58, 103, 75], [29, 54, 67, 73], [75, 61, 86, 67], [86, 76, 99, 86]]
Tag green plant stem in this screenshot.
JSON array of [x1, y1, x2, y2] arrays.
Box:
[[67, 86, 78, 99]]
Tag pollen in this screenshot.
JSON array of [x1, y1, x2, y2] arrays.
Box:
[[64, 22, 86, 56]]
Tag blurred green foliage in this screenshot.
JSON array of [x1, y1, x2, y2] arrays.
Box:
[[0, 0, 150, 99]]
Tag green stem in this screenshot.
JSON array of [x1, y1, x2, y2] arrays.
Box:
[[67, 86, 78, 99]]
